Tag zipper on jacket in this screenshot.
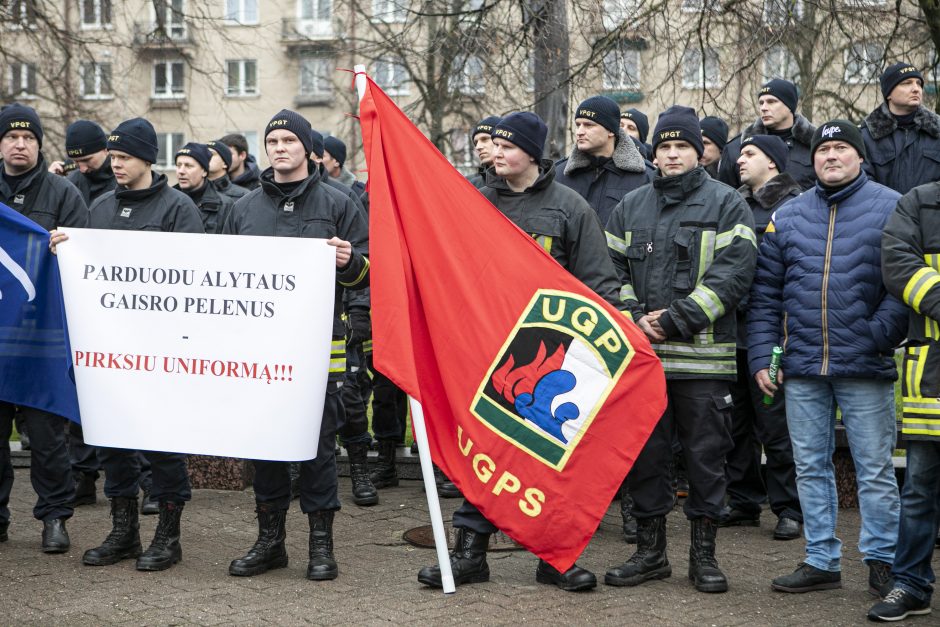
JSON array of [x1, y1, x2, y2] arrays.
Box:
[[820, 203, 837, 375]]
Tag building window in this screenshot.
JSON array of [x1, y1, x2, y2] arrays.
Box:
[[763, 0, 803, 25], [682, 48, 720, 89], [374, 58, 408, 95], [603, 42, 641, 90], [224, 0, 257, 23], [299, 55, 333, 97], [296, 0, 332, 37], [4, 0, 38, 28], [80, 0, 111, 28], [448, 128, 474, 173], [844, 42, 883, 84], [300, 0, 331, 20], [762, 45, 800, 83], [8, 62, 36, 98], [226, 59, 257, 96], [372, 0, 406, 23], [450, 54, 484, 96], [153, 60, 185, 97], [602, 0, 639, 30], [153, 0, 186, 39], [80, 62, 112, 99], [155, 132, 184, 169]]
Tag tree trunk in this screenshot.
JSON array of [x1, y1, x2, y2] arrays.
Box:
[[531, 0, 570, 160], [918, 0, 940, 113]]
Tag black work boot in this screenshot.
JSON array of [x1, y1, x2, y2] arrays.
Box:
[[621, 485, 637, 543], [72, 473, 97, 507], [418, 527, 491, 588], [535, 559, 597, 591], [605, 516, 671, 586], [307, 510, 338, 580], [433, 466, 461, 498], [83, 497, 141, 566], [868, 559, 895, 598], [688, 517, 728, 593], [140, 489, 158, 516], [136, 501, 183, 571], [369, 440, 399, 489], [229, 504, 288, 577], [346, 442, 379, 506], [0, 520, 8, 542], [41, 517, 70, 553]]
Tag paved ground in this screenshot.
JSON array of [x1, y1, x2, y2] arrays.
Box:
[[0, 468, 935, 626]]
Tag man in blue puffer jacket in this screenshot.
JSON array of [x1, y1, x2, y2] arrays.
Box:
[[748, 120, 908, 597]]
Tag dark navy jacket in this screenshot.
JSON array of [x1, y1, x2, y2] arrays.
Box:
[[862, 103, 940, 195]]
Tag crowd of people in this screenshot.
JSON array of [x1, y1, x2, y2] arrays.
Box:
[[1, 59, 939, 623]]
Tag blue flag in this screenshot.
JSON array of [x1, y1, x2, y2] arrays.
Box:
[[0, 201, 80, 423]]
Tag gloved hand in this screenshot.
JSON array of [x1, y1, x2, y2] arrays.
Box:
[[346, 308, 372, 344]]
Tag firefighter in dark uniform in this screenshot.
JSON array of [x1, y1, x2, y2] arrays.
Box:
[[206, 139, 249, 202], [417, 112, 625, 592], [0, 103, 86, 553], [173, 142, 234, 235], [224, 110, 369, 581], [604, 106, 757, 593], [51, 117, 205, 572]]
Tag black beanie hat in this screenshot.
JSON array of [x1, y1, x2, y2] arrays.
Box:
[[265, 109, 313, 155], [206, 139, 232, 170], [621, 108, 649, 143], [472, 116, 501, 141], [175, 142, 211, 172], [741, 135, 789, 173], [700, 116, 729, 151], [758, 79, 799, 113], [880, 62, 924, 100], [492, 112, 547, 160], [310, 129, 325, 159], [0, 103, 43, 147], [107, 117, 158, 163], [811, 119, 867, 160], [324, 135, 347, 166], [65, 120, 106, 158], [653, 105, 704, 157], [576, 96, 621, 134]]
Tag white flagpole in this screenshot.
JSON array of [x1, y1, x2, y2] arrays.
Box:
[[354, 64, 456, 595]]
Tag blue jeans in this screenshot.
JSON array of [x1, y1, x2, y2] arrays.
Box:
[[785, 377, 899, 572], [892, 440, 940, 603]]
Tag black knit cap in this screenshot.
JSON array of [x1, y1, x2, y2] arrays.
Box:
[[621, 108, 649, 143], [0, 103, 43, 147], [310, 130, 325, 158], [653, 105, 704, 157], [107, 117, 158, 163], [811, 119, 867, 160], [206, 139, 232, 170], [880, 62, 923, 100], [175, 142, 211, 172], [491, 112, 547, 160], [65, 120, 106, 158], [700, 116, 729, 151], [757, 79, 799, 113], [575, 96, 621, 134], [741, 135, 789, 172], [472, 116, 501, 141], [265, 109, 313, 155], [324, 136, 347, 166]]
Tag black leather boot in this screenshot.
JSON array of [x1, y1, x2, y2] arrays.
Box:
[[140, 490, 159, 516], [346, 442, 379, 506], [417, 527, 491, 588], [621, 485, 637, 543], [369, 440, 399, 488], [307, 510, 338, 580], [72, 473, 97, 507], [41, 517, 70, 553], [605, 516, 671, 586], [688, 517, 728, 593], [229, 504, 288, 576], [136, 501, 183, 571], [83, 497, 141, 566], [434, 466, 461, 498], [536, 559, 597, 591]]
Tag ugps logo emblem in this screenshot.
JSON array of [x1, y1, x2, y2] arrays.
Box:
[[471, 289, 634, 471]]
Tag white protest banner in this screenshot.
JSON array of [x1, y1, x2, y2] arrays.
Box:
[[56, 228, 336, 461]]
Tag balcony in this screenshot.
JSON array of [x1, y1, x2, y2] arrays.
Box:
[[133, 21, 195, 52], [281, 17, 339, 52]]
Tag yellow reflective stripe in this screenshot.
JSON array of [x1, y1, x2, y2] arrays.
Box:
[[362, 339, 373, 353], [928, 253, 940, 272], [689, 284, 725, 321], [622, 309, 634, 323], [331, 339, 345, 352], [339, 256, 370, 287], [914, 346, 929, 398], [903, 266, 940, 313], [329, 359, 346, 372], [539, 235, 553, 254], [905, 347, 918, 398], [607, 232, 628, 255], [903, 397, 940, 414], [659, 359, 736, 374], [716, 224, 757, 250], [620, 284, 637, 302], [698, 230, 716, 282], [652, 342, 737, 357]]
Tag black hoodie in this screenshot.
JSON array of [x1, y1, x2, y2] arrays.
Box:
[[88, 171, 204, 233]]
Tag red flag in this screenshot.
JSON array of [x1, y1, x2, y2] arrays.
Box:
[[359, 77, 666, 572]]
